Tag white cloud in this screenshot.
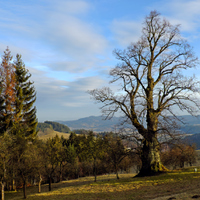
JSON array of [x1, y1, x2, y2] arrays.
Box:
[[29, 66, 106, 121], [0, 0, 109, 74], [43, 13, 108, 64], [4, 0, 200, 122], [110, 0, 200, 49], [148, 0, 200, 32]]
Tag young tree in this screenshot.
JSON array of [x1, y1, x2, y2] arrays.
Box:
[[89, 11, 200, 176], [0, 134, 12, 200], [105, 134, 129, 179], [81, 132, 105, 182], [13, 135, 39, 199], [43, 135, 61, 191]]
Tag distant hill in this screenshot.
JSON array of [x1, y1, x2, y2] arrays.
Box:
[[57, 115, 200, 134], [37, 123, 52, 133], [57, 116, 121, 132], [177, 115, 200, 134], [44, 121, 71, 133], [37, 121, 71, 140], [183, 133, 200, 149], [180, 124, 200, 135], [37, 121, 71, 133], [36, 115, 200, 147]]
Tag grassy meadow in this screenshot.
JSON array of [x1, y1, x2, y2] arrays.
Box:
[[37, 129, 70, 140], [5, 168, 200, 200]]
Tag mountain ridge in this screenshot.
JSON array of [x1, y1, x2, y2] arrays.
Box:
[[57, 115, 121, 132], [56, 115, 200, 134]]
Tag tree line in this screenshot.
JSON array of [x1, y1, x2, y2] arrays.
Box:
[[0, 129, 197, 199], [0, 131, 136, 199]]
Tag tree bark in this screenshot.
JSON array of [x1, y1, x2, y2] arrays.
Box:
[[94, 157, 97, 182], [114, 162, 119, 179], [138, 136, 165, 176], [23, 178, 26, 199], [12, 178, 16, 191], [1, 181, 4, 200], [38, 174, 42, 193], [116, 168, 119, 179], [59, 163, 63, 182], [49, 177, 51, 191]]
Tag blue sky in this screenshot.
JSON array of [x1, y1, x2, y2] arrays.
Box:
[[1, 0, 200, 122]]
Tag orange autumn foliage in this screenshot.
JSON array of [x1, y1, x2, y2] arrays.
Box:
[[0, 47, 16, 129]]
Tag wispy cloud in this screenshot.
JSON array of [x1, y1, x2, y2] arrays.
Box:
[[147, 0, 200, 32], [1, 0, 200, 121], [111, 20, 143, 47], [29, 65, 106, 121]]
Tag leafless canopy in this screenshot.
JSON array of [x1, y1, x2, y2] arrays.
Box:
[[89, 11, 200, 140]]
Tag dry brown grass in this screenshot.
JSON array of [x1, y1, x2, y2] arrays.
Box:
[[37, 129, 70, 140], [5, 169, 200, 200]]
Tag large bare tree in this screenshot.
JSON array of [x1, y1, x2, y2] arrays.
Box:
[[89, 11, 200, 176]]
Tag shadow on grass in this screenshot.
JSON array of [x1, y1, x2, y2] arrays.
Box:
[[5, 179, 96, 200], [5, 172, 200, 200], [8, 182, 200, 200], [10, 188, 157, 200]]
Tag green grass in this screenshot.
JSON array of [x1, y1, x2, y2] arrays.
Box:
[[5, 169, 200, 200]]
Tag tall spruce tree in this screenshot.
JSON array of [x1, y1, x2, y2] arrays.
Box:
[[13, 54, 37, 138], [0, 81, 5, 134]]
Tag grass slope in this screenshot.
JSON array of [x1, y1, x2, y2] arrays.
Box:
[[5, 168, 200, 200], [37, 128, 70, 140]]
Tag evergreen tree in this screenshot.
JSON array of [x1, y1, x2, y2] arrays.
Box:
[[0, 80, 5, 134], [13, 54, 37, 138]]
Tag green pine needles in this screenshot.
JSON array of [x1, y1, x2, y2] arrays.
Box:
[[0, 48, 38, 139]]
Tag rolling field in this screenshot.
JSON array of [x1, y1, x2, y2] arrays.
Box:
[[5, 168, 200, 200], [37, 129, 70, 140]]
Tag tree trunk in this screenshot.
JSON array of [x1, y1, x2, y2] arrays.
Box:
[[94, 157, 97, 182], [12, 178, 16, 191], [38, 174, 42, 193], [49, 176, 52, 191], [1, 181, 4, 200], [59, 163, 63, 182], [23, 178, 26, 199], [138, 136, 165, 176], [115, 164, 119, 179], [116, 170, 119, 179], [180, 160, 184, 168]]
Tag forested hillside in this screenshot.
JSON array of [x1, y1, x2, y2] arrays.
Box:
[[184, 133, 200, 149], [37, 121, 71, 140], [37, 122, 53, 132], [37, 121, 71, 133]]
